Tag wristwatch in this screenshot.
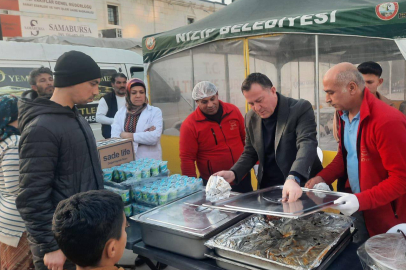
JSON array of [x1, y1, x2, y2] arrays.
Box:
[[286, 175, 300, 185]]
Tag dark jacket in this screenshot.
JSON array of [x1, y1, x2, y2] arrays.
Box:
[[21, 89, 38, 100], [101, 92, 118, 139], [16, 98, 103, 259], [231, 94, 322, 187]]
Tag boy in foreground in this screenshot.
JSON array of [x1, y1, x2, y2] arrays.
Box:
[[52, 190, 127, 270]]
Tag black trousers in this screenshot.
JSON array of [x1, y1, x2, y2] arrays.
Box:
[[352, 211, 370, 245]]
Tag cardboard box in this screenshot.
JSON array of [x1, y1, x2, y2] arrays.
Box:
[[97, 138, 135, 169]]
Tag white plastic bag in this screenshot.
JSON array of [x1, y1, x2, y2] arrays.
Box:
[[312, 182, 331, 199], [313, 182, 331, 191], [206, 175, 231, 202]]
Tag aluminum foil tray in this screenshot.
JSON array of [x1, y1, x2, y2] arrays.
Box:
[[205, 213, 353, 270]]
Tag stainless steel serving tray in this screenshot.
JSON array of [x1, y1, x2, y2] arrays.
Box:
[[131, 191, 249, 259], [205, 213, 353, 270], [205, 252, 291, 270], [204, 230, 352, 270], [203, 186, 347, 218]]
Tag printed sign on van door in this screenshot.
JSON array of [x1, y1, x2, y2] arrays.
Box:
[[0, 67, 32, 97]]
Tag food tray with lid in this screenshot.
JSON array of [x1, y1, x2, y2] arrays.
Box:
[[131, 190, 248, 259], [202, 186, 347, 218]]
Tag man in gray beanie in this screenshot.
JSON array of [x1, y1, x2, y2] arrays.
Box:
[[16, 51, 104, 270]]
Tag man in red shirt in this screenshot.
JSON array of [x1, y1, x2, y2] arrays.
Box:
[[179, 81, 252, 193], [306, 62, 406, 239]]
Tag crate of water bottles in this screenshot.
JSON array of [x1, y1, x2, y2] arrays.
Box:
[[102, 158, 169, 183], [104, 177, 161, 217], [131, 174, 203, 206], [104, 175, 203, 217]]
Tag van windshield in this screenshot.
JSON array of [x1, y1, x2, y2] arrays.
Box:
[[130, 66, 144, 80]]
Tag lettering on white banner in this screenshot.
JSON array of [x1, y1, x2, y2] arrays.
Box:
[[19, 0, 97, 19], [21, 16, 98, 37]]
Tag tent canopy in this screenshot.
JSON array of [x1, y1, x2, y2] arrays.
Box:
[[143, 0, 406, 63]]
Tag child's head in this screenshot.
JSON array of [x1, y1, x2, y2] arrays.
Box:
[[53, 190, 126, 268], [357, 61, 383, 95]]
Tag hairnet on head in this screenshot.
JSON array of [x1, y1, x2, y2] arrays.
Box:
[[192, 81, 218, 101]]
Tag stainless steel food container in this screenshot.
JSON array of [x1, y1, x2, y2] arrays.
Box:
[[206, 213, 353, 270], [131, 191, 248, 259], [205, 229, 352, 270], [205, 252, 273, 270], [357, 232, 406, 270], [203, 186, 347, 218]]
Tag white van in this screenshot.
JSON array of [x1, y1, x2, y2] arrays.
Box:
[[0, 41, 144, 130]]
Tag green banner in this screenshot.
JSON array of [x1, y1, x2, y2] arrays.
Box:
[[143, 0, 406, 63]]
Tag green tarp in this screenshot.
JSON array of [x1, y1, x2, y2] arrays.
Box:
[[142, 0, 406, 63]]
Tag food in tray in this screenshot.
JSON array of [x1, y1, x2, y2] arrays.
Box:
[[206, 213, 353, 269]]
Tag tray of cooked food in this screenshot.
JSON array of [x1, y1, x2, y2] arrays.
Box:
[[205, 212, 353, 270]]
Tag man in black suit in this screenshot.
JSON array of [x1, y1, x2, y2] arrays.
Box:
[[216, 73, 322, 202]]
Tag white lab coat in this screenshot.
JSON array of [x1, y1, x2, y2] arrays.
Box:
[[111, 105, 163, 160]]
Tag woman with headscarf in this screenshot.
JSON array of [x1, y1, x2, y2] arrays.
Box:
[[0, 95, 33, 270], [111, 78, 163, 160]]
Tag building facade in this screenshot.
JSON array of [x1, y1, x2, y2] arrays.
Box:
[[0, 0, 225, 40]]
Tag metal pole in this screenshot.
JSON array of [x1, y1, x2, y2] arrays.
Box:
[[191, 49, 196, 110], [298, 60, 300, 99], [315, 35, 320, 144], [225, 54, 231, 103]]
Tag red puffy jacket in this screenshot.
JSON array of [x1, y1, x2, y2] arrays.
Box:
[[318, 89, 406, 236], [180, 101, 246, 181]]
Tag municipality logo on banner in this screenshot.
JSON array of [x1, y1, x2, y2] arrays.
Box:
[[376, 2, 399, 20], [145, 37, 156, 50]]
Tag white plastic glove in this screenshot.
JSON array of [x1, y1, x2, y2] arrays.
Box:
[[333, 194, 359, 216]]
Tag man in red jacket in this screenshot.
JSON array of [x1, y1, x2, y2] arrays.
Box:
[[179, 81, 253, 192], [306, 62, 406, 240]]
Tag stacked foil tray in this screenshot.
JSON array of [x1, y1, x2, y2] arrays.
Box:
[[205, 213, 353, 270]]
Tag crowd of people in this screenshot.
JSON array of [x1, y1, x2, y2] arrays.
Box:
[[0, 49, 405, 270]]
